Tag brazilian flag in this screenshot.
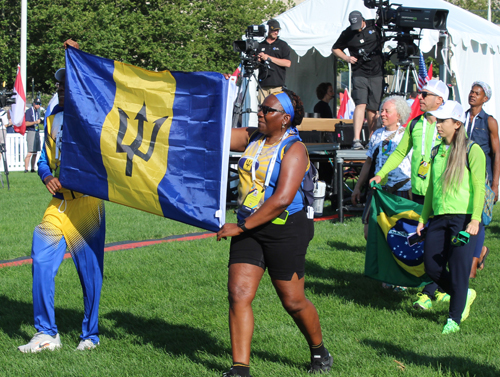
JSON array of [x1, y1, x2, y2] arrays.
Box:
[[364, 185, 432, 287], [59, 47, 233, 232]]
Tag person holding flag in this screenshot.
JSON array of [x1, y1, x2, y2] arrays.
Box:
[[351, 95, 412, 240], [18, 39, 106, 353], [416, 101, 485, 334], [217, 89, 332, 376], [370, 79, 450, 310]]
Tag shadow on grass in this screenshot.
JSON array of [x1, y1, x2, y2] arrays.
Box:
[[363, 339, 500, 377], [304, 260, 445, 322], [326, 240, 365, 253], [102, 310, 228, 370], [0, 295, 87, 340], [485, 224, 500, 235], [102, 311, 309, 372]]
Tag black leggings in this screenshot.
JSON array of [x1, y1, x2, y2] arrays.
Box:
[[412, 193, 443, 297], [423, 214, 477, 324]]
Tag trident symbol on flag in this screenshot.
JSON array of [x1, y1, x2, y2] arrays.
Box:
[[116, 103, 168, 177]]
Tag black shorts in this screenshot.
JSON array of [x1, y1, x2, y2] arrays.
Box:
[[229, 210, 314, 281], [351, 75, 384, 111]]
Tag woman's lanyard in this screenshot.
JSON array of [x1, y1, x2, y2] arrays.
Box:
[[465, 112, 478, 138], [377, 128, 398, 171], [251, 129, 291, 188], [421, 117, 438, 159]]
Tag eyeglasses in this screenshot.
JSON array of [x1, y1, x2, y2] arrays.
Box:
[[418, 91, 437, 99], [258, 105, 286, 115]]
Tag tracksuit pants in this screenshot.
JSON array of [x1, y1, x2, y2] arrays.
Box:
[[31, 196, 105, 343], [423, 214, 477, 324]]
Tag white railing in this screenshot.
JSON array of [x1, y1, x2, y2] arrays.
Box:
[[0, 133, 43, 172]]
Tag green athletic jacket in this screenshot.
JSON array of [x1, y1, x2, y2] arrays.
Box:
[[376, 115, 441, 196], [419, 143, 486, 224]]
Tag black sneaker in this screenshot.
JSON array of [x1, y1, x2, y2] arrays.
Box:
[[308, 350, 333, 374], [222, 368, 252, 377]]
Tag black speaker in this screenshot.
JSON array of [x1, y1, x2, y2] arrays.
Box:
[[334, 123, 369, 147]]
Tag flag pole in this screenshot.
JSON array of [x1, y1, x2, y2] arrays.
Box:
[[21, 0, 27, 102]]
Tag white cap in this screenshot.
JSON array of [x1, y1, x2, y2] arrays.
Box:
[[422, 79, 449, 100], [429, 100, 466, 123], [55, 68, 65, 82]]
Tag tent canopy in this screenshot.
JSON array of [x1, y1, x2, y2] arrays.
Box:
[[273, 0, 500, 117]]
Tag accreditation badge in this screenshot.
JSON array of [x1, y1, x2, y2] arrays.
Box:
[[417, 160, 429, 179], [238, 186, 264, 219]]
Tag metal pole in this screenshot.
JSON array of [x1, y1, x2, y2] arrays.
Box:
[[333, 56, 338, 118], [21, 0, 27, 98], [488, 0, 492, 22], [439, 31, 449, 86]]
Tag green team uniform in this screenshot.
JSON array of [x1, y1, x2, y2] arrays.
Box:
[[377, 115, 442, 196], [419, 143, 486, 224]]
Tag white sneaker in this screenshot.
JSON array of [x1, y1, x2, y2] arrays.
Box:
[[76, 339, 99, 351], [351, 140, 364, 150], [18, 332, 62, 353]]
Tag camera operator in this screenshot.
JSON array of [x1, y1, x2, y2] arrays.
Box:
[[332, 10, 384, 150], [257, 19, 291, 103]]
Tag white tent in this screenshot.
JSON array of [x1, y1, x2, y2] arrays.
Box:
[[274, 0, 500, 118]]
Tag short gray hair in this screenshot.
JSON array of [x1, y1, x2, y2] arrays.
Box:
[[381, 95, 411, 125]]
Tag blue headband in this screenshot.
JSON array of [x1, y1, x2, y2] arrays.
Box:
[[274, 92, 295, 124]]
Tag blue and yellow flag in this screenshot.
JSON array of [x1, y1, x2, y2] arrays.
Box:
[[364, 185, 432, 287], [59, 47, 232, 232]]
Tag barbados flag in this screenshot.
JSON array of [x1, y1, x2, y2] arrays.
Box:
[[364, 185, 432, 287], [59, 47, 234, 232]]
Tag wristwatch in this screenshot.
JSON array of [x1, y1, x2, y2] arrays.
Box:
[[237, 219, 248, 232], [267, 57, 272, 63]]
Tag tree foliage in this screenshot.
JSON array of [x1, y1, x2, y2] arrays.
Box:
[[0, 0, 286, 93]]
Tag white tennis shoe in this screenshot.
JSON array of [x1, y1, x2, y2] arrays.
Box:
[[76, 339, 99, 351], [18, 332, 62, 353]]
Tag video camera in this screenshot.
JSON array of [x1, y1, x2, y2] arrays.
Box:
[[364, 0, 449, 62], [233, 24, 267, 76], [0, 89, 15, 108]]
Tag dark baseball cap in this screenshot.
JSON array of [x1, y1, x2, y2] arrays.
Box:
[[268, 19, 281, 31], [55, 68, 65, 82], [349, 11, 364, 30], [34, 98, 41, 105]]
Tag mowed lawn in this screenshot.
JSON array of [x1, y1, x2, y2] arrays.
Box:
[[1, 172, 499, 376]]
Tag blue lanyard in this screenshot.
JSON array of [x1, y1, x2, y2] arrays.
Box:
[[251, 129, 291, 188]]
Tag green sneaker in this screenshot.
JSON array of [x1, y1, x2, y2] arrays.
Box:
[[461, 289, 477, 322], [413, 293, 432, 310], [435, 291, 451, 303], [442, 318, 460, 334]]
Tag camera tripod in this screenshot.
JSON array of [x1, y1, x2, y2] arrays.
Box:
[[231, 63, 271, 128], [0, 124, 9, 190], [388, 59, 419, 97]]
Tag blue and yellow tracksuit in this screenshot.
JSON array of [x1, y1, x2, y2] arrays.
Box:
[[34, 106, 105, 343]]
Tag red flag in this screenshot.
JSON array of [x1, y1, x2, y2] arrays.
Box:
[[337, 89, 355, 119], [404, 97, 423, 127], [11, 65, 26, 135], [426, 62, 433, 82]]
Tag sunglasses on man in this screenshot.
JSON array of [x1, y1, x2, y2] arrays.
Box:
[[418, 91, 438, 99]]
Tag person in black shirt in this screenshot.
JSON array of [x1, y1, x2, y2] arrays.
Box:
[[24, 98, 42, 172], [257, 19, 291, 103], [332, 10, 384, 149], [313, 82, 334, 118]]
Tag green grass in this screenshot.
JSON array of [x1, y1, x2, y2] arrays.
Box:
[[1, 172, 499, 376]]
